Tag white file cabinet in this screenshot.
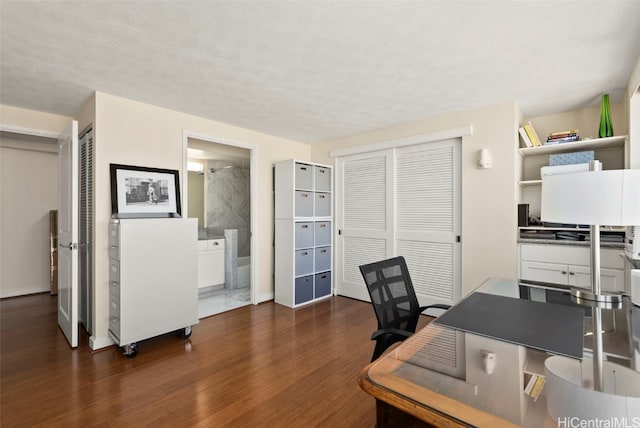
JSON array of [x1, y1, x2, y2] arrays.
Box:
[[108, 218, 199, 357], [274, 160, 333, 308]]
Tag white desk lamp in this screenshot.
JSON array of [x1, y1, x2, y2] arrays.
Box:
[[541, 161, 640, 303], [542, 162, 640, 395]]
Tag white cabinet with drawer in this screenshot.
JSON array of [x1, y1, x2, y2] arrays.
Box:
[[197, 238, 225, 289], [108, 218, 199, 357], [519, 243, 625, 292]]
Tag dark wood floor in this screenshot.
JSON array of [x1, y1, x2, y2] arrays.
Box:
[[0, 293, 432, 427]]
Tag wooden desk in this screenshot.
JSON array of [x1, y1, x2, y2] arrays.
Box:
[[358, 279, 639, 427]]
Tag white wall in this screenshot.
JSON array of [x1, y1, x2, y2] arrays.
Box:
[[187, 171, 204, 227], [628, 54, 640, 169], [0, 106, 72, 298], [1, 105, 73, 132], [312, 102, 521, 296]]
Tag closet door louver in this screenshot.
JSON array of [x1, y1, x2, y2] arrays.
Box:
[[79, 130, 94, 334], [336, 152, 393, 301], [343, 155, 387, 230], [396, 145, 454, 233], [395, 141, 460, 306]]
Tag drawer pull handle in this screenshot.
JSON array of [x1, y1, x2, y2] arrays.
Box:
[[561, 270, 568, 275], [300, 167, 307, 171], [321, 275, 327, 279], [301, 225, 308, 229], [111, 281, 118, 287], [301, 193, 309, 198], [319, 224, 326, 228], [569, 272, 575, 276], [301, 252, 308, 256], [319, 169, 326, 174], [321, 249, 327, 253], [319, 195, 325, 199], [213, 242, 219, 246]]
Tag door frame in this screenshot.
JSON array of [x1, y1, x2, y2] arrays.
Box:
[[182, 130, 257, 305]]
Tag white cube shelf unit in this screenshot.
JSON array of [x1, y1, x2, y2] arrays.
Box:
[[274, 159, 333, 308]]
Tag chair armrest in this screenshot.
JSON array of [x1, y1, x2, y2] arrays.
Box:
[[419, 304, 451, 315], [371, 328, 413, 341], [419, 303, 451, 311]]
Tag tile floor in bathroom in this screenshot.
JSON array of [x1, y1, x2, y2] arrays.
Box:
[[198, 286, 251, 319]]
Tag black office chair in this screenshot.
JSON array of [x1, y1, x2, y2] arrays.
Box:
[[359, 256, 451, 362]]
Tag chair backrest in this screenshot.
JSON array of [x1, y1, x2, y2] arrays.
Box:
[[359, 256, 421, 334]]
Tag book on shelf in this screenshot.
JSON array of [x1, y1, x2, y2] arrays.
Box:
[[519, 127, 533, 148], [523, 122, 542, 147], [546, 128, 580, 144], [524, 374, 546, 400], [545, 136, 580, 145], [549, 129, 578, 138], [548, 132, 578, 139]]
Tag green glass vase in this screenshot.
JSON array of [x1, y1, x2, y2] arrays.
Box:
[[598, 94, 613, 138]]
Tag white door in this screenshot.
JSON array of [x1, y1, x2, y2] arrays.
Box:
[[335, 139, 461, 306], [394, 140, 461, 307], [335, 150, 394, 301], [58, 120, 79, 347]]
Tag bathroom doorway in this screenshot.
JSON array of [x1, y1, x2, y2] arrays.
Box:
[[183, 132, 256, 319]]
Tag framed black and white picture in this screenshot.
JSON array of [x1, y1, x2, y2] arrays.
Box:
[[110, 163, 182, 218]]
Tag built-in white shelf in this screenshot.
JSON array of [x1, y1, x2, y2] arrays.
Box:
[[518, 179, 542, 187], [519, 226, 626, 232], [523, 350, 548, 377], [518, 135, 627, 157]]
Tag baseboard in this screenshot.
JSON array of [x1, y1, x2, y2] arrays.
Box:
[[1, 287, 50, 299], [90, 335, 115, 351], [257, 291, 274, 304]]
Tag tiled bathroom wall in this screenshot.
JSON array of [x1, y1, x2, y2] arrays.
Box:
[[205, 160, 251, 257]]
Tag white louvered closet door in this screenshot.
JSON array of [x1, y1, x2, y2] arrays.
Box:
[[335, 139, 461, 306], [335, 151, 394, 301], [395, 139, 461, 307]]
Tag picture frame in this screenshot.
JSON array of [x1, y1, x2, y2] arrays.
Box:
[[110, 163, 182, 218]]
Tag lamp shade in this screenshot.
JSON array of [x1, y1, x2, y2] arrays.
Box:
[[541, 169, 640, 226]]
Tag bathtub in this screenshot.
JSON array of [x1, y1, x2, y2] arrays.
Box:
[[237, 256, 251, 288]]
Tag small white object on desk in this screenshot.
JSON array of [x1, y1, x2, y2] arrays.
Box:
[[482, 350, 496, 374]]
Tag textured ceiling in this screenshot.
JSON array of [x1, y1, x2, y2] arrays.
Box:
[[1, 1, 640, 143]]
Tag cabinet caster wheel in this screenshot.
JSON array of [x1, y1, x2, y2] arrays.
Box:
[[178, 326, 192, 339], [123, 343, 138, 358]]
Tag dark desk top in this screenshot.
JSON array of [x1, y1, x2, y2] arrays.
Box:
[[434, 291, 584, 359]]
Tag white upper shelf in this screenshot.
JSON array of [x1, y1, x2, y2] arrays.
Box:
[[518, 135, 627, 157]]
